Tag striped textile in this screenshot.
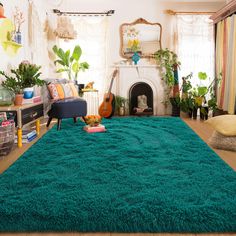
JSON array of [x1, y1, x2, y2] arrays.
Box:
[[47, 83, 79, 100], [216, 14, 236, 114]]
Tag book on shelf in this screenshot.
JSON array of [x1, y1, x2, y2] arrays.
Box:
[[22, 130, 37, 139], [83, 124, 106, 133], [22, 96, 42, 104], [14, 133, 37, 143], [14, 130, 37, 143]]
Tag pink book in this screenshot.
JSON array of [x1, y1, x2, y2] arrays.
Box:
[[83, 125, 106, 133]]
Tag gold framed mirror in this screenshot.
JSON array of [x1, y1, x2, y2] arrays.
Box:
[[119, 18, 162, 59]]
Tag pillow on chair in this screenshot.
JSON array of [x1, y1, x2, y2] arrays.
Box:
[[205, 115, 236, 136], [47, 82, 78, 100], [209, 131, 236, 152]]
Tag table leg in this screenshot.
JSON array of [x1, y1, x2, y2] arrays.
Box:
[[17, 128, 22, 148], [36, 119, 40, 136]]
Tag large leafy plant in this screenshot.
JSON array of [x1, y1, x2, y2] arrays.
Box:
[[52, 45, 89, 81]]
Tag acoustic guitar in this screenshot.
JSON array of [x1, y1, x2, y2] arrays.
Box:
[[98, 69, 118, 118]]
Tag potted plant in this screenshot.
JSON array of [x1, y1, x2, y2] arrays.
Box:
[[115, 96, 128, 116], [0, 71, 24, 105], [179, 73, 194, 118], [154, 48, 181, 116], [52, 45, 89, 82], [0, 61, 45, 105], [16, 61, 44, 99]]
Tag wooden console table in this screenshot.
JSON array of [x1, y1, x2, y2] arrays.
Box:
[[0, 102, 44, 148]]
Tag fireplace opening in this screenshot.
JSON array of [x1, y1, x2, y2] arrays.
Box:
[[129, 82, 153, 116]]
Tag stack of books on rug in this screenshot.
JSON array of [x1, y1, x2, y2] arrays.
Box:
[[83, 124, 106, 133], [14, 130, 37, 144]]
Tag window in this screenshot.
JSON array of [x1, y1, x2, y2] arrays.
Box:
[[58, 16, 109, 99], [175, 15, 214, 87]]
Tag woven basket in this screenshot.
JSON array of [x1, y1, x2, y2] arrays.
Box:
[[0, 123, 15, 156]]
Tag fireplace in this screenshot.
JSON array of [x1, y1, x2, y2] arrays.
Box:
[[112, 65, 169, 116], [129, 82, 153, 115]]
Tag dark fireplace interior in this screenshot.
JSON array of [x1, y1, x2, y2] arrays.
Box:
[[129, 82, 153, 116]]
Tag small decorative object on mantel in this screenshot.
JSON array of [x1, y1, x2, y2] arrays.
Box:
[[132, 52, 140, 65]]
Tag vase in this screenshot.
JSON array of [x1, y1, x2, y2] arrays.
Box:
[[23, 87, 34, 99], [14, 31, 22, 44], [132, 52, 140, 65]]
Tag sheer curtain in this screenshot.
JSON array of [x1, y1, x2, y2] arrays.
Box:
[[58, 16, 109, 99], [174, 15, 214, 88]]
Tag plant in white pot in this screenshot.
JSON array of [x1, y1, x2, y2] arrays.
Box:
[[0, 61, 45, 105], [16, 61, 44, 99]]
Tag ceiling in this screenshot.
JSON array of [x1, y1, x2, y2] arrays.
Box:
[[159, 0, 226, 2]]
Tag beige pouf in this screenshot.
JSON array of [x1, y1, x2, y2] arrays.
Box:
[[206, 115, 236, 152], [209, 131, 236, 152], [205, 115, 236, 136]]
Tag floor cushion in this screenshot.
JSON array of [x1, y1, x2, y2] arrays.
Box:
[[205, 115, 236, 136], [209, 131, 236, 152]]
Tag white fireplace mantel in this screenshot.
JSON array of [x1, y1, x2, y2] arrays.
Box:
[[112, 64, 168, 116]]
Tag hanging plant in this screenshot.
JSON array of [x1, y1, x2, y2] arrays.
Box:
[[153, 48, 181, 87]]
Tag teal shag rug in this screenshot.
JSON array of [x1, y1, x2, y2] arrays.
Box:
[[0, 117, 236, 233]]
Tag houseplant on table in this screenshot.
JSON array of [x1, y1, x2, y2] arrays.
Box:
[[0, 61, 45, 105], [52, 45, 89, 82]]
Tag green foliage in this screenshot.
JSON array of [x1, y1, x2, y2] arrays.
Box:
[[53, 45, 89, 81], [0, 62, 44, 94], [169, 97, 181, 107], [180, 97, 194, 113], [154, 48, 181, 87], [115, 96, 128, 109], [0, 71, 23, 94], [180, 72, 220, 113], [14, 61, 44, 88], [198, 72, 207, 80]]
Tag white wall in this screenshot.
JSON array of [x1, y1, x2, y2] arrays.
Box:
[[0, 0, 225, 74], [0, 0, 46, 73], [56, 0, 224, 64]]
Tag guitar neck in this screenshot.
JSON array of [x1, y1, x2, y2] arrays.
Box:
[[107, 69, 118, 95]]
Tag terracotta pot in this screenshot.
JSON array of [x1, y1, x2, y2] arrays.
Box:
[[14, 94, 23, 106]]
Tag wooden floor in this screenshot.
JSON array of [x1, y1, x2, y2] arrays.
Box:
[[0, 117, 235, 236]]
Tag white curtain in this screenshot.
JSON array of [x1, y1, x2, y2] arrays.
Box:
[[174, 15, 214, 87], [58, 16, 109, 99]]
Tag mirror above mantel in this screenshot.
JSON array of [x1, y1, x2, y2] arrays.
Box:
[[120, 18, 162, 59]]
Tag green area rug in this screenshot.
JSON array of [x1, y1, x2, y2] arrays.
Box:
[[0, 117, 236, 233]]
